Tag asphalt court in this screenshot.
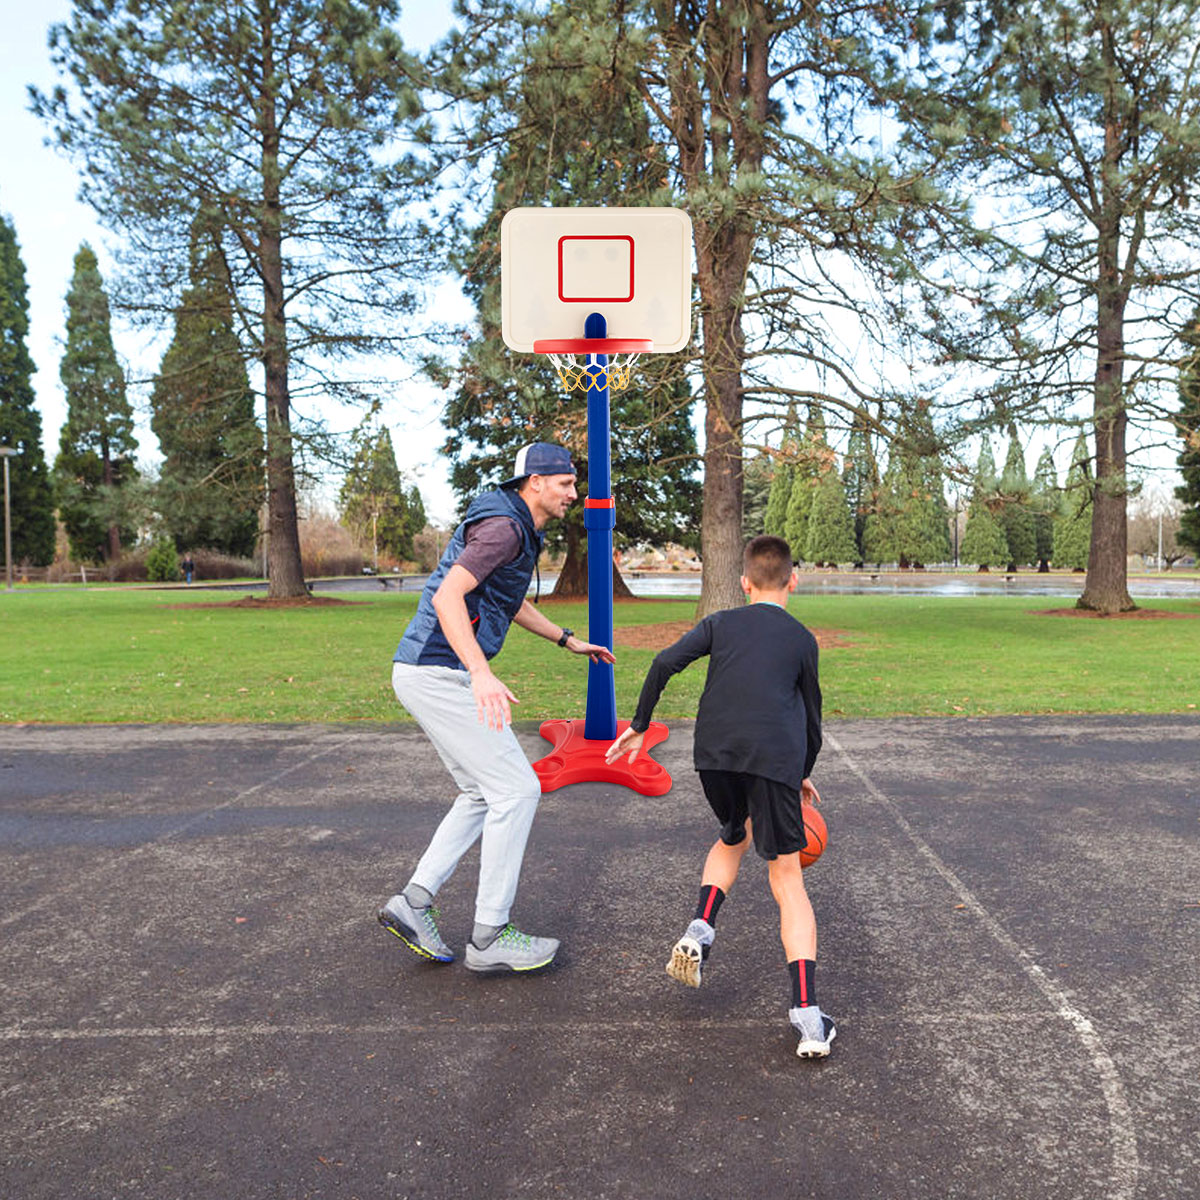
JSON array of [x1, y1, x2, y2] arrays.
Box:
[[0, 716, 1197, 1200]]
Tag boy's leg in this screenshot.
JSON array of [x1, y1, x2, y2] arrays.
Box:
[[769, 852, 836, 1058], [767, 852, 816, 961], [699, 827, 752, 895]]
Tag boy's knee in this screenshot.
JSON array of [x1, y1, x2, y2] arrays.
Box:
[[767, 852, 805, 888]]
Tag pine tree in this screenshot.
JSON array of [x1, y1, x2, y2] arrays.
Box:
[[438, 10, 701, 599], [1053, 433, 1092, 571], [763, 406, 800, 540], [1031, 448, 1059, 571], [960, 442, 1009, 569], [1176, 306, 1200, 555], [783, 405, 832, 562], [54, 245, 138, 563], [805, 457, 858, 566], [0, 212, 55, 566], [339, 423, 423, 565], [35, 0, 429, 597], [743, 454, 773, 540], [151, 229, 261, 557], [842, 416, 878, 565], [959, 500, 1008, 568], [861, 431, 948, 568], [999, 432, 1037, 570]]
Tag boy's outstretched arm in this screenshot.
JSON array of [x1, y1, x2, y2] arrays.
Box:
[[605, 619, 714, 764], [605, 726, 644, 764]]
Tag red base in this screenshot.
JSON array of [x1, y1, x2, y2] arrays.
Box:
[[533, 718, 672, 795]]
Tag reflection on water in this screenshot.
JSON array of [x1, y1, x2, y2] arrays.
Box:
[[315, 571, 1199, 601]]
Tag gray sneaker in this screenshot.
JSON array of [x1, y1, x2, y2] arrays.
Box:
[[666, 918, 714, 988], [789, 1004, 837, 1058], [377, 893, 454, 963], [464, 925, 559, 973]]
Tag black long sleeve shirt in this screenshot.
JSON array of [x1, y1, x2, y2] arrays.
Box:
[[631, 602, 822, 789]]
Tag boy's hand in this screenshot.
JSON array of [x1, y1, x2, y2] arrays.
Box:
[[605, 726, 644, 765], [801, 778, 821, 806]]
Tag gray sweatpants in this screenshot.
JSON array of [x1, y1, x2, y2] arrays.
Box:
[[391, 661, 542, 926]]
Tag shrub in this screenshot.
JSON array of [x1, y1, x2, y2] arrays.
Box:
[[146, 539, 181, 582]]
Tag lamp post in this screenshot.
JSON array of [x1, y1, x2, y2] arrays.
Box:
[[0, 446, 16, 592]]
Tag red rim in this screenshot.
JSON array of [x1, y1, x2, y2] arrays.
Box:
[[533, 337, 654, 354]]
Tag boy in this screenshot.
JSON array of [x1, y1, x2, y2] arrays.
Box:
[[605, 535, 835, 1058]]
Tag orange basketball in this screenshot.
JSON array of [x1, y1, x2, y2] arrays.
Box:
[[799, 801, 827, 868]]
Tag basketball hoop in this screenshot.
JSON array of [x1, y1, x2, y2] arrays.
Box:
[[534, 337, 653, 394]]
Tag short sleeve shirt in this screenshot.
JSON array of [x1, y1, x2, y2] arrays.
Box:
[[453, 516, 522, 584]]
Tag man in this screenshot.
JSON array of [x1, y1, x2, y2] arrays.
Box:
[[379, 442, 614, 973]]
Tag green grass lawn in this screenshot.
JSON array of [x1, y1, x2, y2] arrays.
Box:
[[1, 585, 1197, 723]]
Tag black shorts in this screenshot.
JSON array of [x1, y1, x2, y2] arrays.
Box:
[[698, 770, 807, 861]]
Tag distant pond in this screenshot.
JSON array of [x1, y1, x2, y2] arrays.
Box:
[[307, 570, 1200, 601]]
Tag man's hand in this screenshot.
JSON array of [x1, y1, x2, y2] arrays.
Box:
[[471, 665, 518, 730], [605, 725, 645, 765], [566, 635, 616, 665], [801, 778, 821, 807]]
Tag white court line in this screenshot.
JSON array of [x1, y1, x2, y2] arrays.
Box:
[[0, 1011, 1064, 1042], [0, 732, 358, 933], [826, 730, 1140, 1200]]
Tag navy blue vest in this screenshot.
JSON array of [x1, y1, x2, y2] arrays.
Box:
[[394, 488, 544, 670]]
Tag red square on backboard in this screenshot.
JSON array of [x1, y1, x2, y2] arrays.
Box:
[[558, 235, 635, 303]]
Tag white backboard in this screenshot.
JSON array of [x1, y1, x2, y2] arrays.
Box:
[[500, 207, 693, 353]]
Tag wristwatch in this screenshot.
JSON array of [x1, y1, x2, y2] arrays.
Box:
[[557, 627, 573, 647]]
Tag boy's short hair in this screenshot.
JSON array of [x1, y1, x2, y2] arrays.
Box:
[[743, 535, 794, 589]]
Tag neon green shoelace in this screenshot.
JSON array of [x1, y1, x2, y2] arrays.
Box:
[[498, 925, 531, 948]]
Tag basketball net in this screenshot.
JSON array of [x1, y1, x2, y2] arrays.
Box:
[[542, 351, 642, 394]]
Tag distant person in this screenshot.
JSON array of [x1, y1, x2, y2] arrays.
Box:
[[380, 442, 614, 974], [181, 554, 195, 585], [606, 535, 835, 1058]]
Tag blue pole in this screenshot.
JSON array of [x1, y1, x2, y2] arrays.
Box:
[[582, 311, 617, 741]]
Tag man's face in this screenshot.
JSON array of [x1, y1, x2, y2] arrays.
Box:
[[524, 473, 578, 524]]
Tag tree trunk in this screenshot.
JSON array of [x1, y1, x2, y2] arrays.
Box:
[[687, 3, 769, 619], [102, 444, 120, 561], [552, 519, 635, 599], [1079, 83, 1134, 614], [258, 13, 307, 600]]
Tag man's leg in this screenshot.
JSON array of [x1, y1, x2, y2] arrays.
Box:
[[389, 662, 554, 972]]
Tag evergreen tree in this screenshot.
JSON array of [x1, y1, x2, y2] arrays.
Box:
[[0, 212, 55, 566], [842, 416, 880, 565], [876, 1, 1200, 610], [960, 442, 1009, 569], [151, 229, 261, 557], [339, 423, 423, 565], [1031, 448, 1059, 572], [960, 499, 1009, 569], [54, 244, 137, 563], [1176, 307, 1200, 555], [35, 0, 429, 598], [861, 427, 949, 568], [999, 432, 1037, 570], [438, 9, 701, 599], [443, 2, 949, 618], [783, 405, 832, 562], [763, 406, 800, 540], [743, 454, 773, 541], [805, 457, 858, 566], [1053, 433, 1092, 571]]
